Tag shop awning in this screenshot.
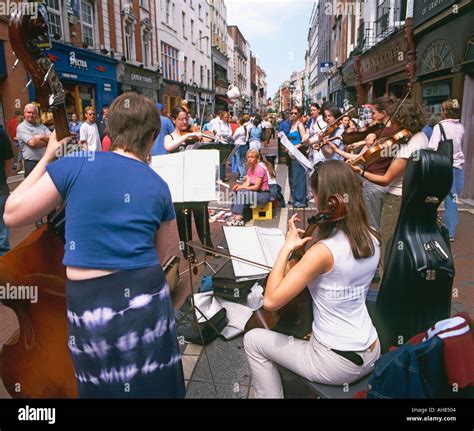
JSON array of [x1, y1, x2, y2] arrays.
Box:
[[215, 94, 235, 104]]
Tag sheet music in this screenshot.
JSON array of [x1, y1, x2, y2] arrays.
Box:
[[151, 150, 219, 202], [259, 228, 286, 267], [278, 132, 314, 174], [224, 226, 285, 280], [150, 153, 184, 202]]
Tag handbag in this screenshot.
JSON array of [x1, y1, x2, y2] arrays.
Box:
[[176, 308, 228, 345], [437, 123, 453, 165]]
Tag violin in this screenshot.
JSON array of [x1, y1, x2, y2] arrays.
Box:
[[349, 129, 412, 167], [244, 195, 347, 338], [341, 121, 385, 146]]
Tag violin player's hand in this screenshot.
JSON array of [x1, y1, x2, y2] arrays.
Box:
[[349, 164, 363, 175], [44, 131, 72, 162], [284, 214, 313, 253]]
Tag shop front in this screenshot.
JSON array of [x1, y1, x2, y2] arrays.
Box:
[[355, 27, 412, 104], [413, 9, 474, 114], [117, 63, 160, 103], [43, 42, 118, 119], [341, 56, 357, 109], [161, 80, 183, 114], [329, 69, 343, 108]]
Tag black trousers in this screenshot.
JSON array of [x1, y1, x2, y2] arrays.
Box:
[[24, 159, 39, 177], [174, 202, 214, 259]]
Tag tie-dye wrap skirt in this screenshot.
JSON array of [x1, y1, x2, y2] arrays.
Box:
[[66, 264, 185, 398]]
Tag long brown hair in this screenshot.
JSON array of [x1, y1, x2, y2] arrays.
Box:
[[310, 160, 380, 259]]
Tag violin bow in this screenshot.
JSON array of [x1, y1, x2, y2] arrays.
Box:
[[319, 106, 357, 134], [374, 89, 411, 141]]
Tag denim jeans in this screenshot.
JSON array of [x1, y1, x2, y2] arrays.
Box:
[[231, 190, 270, 215], [0, 194, 10, 256], [291, 159, 307, 205], [444, 167, 464, 238], [362, 181, 387, 230], [237, 144, 249, 180]]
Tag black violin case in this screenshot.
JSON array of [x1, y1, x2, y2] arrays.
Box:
[[375, 147, 455, 352]]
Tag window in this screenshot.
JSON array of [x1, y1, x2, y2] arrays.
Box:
[[199, 30, 202, 51], [200, 66, 203, 87], [191, 19, 194, 43], [45, 0, 62, 39], [184, 56, 188, 82], [81, 1, 94, 47], [182, 12, 186, 38], [165, 0, 171, 25], [206, 12, 209, 26], [199, 4, 202, 20], [161, 42, 180, 81], [140, 0, 147, 8], [207, 69, 210, 89], [192, 60, 195, 83], [143, 31, 150, 67], [124, 22, 134, 61]]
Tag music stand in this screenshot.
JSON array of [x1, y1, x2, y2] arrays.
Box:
[[178, 202, 217, 277], [175, 207, 220, 396]]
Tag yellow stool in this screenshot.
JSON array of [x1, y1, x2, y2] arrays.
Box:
[[252, 201, 273, 220]]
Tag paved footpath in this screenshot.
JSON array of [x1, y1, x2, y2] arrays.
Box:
[[0, 142, 472, 398]]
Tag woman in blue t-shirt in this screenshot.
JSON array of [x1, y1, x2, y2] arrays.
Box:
[[4, 93, 185, 399]]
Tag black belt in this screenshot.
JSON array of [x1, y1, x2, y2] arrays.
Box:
[[330, 349, 364, 366]]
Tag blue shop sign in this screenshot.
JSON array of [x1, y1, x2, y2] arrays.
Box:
[[0, 41, 6, 78], [45, 42, 118, 107]]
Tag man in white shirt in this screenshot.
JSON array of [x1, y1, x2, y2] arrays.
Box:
[[80, 107, 102, 151]]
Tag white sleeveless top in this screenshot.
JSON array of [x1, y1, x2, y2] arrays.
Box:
[[308, 229, 379, 351]]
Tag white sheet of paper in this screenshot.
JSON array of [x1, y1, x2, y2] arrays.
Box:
[[150, 153, 184, 202], [151, 150, 219, 202], [224, 226, 285, 280], [278, 131, 314, 173]]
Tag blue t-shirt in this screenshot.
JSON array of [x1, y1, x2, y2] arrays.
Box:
[[151, 115, 175, 156], [46, 151, 175, 270]]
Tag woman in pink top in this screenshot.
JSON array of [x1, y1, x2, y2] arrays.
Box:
[[428, 99, 465, 241], [227, 149, 270, 226]]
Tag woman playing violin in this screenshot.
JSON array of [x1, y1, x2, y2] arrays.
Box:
[[244, 160, 381, 398], [307, 103, 345, 166], [350, 100, 428, 270], [164, 106, 214, 261], [327, 97, 398, 230], [4, 93, 185, 398]]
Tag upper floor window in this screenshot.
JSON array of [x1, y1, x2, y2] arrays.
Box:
[[140, 0, 147, 8], [182, 12, 186, 38], [45, 0, 62, 39], [161, 42, 179, 81], [124, 22, 134, 61], [198, 4, 202, 20], [81, 1, 94, 47], [165, 0, 171, 25]]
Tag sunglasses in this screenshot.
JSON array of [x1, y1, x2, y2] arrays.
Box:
[[290, 112, 298, 115]]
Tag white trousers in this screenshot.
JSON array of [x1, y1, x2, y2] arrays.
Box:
[[244, 328, 380, 398]]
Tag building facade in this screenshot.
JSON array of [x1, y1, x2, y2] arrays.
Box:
[[209, 0, 230, 113], [227, 25, 249, 115]]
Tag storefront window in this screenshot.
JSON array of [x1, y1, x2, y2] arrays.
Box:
[[81, 1, 95, 47], [422, 80, 451, 115]]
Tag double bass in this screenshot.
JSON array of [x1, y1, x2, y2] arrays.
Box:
[[244, 195, 347, 338], [0, 3, 75, 398]]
